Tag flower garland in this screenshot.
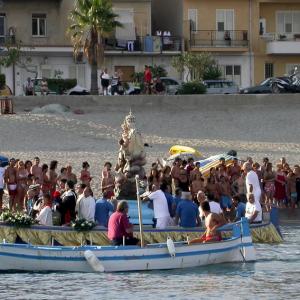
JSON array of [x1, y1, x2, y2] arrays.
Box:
[[71, 218, 96, 232], [0, 211, 37, 227]]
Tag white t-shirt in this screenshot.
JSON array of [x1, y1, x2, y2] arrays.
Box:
[[245, 201, 262, 222], [246, 171, 261, 199], [78, 196, 96, 222], [37, 206, 53, 226], [199, 201, 222, 218], [0, 167, 5, 189], [149, 190, 170, 218]]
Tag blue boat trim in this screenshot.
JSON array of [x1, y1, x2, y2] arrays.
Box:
[[0, 242, 253, 262]]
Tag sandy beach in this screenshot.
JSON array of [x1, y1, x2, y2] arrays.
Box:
[[1, 94, 300, 197]]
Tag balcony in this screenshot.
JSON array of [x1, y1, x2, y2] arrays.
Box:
[[189, 30, 249, 51], [104, 36, 183, 54], [265, 33, 300, 55]]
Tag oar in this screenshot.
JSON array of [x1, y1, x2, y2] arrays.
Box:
[[135, 175, 145, 247]]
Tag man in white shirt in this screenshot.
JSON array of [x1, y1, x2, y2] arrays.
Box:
[[243, 162, 261, 204], [36, 194, 53, 226], [245, 193, 262, 223], [76, 187, 95, 222], [144, 183, 172, 229], [199, 193, 223, 219], [0, 160, 5, 212]]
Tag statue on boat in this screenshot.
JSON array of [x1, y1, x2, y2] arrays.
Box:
[[115, 111, 147, 199]]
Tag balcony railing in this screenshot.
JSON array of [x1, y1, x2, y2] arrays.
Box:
[[190, 30, 248, 48], [0, 35, 16, 46], [104, 36, 182, 53], [262, 32, 300, 41]]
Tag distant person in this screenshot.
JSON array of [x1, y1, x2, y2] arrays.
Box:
[[56, 180, 77, 225], [94, 191, 114, 227], [107, 200, 139, 246], [175, 192, 201, 227], [76, 187, 95, 222], [41, 78, 49, 95], [111, 72, 120, 95], [232, 195, 246, 221], [36, 194, 53, 226], [245, 193, 262, 224], [243, 162, 261, 204], [143, 65, 152, 94], [154, 77, 165, 94], [0, 159, 4, 212], [24, 77, 34, 96], [100, 68, 110, 95]]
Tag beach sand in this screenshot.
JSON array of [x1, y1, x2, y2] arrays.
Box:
[[1, 94, 300, 198]]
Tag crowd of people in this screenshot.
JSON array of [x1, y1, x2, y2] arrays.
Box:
[[0, 155, 298, 245]]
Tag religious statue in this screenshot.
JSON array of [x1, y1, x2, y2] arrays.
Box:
[[115, 111, 147, 199]]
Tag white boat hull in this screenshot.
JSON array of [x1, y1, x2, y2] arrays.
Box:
[[0, 238, 254, 273]]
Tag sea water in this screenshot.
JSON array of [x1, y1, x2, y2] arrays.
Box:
[[0, 225, 299, 300]]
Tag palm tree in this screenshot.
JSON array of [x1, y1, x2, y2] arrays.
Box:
[[68, 0, 121, 95]]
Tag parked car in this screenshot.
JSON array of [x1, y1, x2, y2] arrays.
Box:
[[240, 78, 273, 94], [160, 77, 182, 95], [66, 85, 90, 95], [204, 80, 239, 94]]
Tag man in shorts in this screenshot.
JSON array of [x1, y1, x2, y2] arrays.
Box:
[[4, 158, 17, 210], [0, 159, 5, 212]]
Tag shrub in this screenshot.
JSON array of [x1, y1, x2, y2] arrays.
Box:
[[47, 78, 77, 94], [177, 81, 206, 95], [0, 74, 6, 89], [203, 65, 222, 80]]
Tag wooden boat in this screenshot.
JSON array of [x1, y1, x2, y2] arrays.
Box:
[[0, 218, 255, 273]]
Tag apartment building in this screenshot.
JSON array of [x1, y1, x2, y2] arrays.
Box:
[[154, 0, 300, 88], [254, 0, 300, 84], [0, 0, 182, 95]]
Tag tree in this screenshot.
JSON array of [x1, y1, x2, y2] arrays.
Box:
[[68, 0, 122, 95], [172, 52, 220, 82]]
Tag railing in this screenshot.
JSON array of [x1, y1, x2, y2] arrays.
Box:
[[262, 32, 300, 41], [190, 30, 248, 48], [104, 36, 182, 53], [0, 35, 16, 46]]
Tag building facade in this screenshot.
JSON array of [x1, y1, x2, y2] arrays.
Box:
[[0, 0, 182, 95]]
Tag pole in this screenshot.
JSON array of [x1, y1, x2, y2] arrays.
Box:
[[135, 174, 144, 247]]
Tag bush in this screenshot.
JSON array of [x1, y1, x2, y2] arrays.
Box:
[[203, 65, 222, 80], [47, 78, 77, 94], [177, 81, 206, 95], [0, 74, 6, 89]]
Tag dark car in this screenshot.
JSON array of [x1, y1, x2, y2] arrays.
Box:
[[240, 78, 273, 94]]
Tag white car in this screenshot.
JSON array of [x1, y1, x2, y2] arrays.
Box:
[[160, 77, 182, 95]]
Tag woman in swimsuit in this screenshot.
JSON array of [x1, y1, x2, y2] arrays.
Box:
[[41, 164, 51, 195], [80, 161, 92, 186], [263, 162, 275, 210], [16, 160, 29, 211]]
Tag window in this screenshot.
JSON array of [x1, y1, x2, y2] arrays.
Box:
[[221, 64, 241, 86], [188, 9, 198, 32], [32, 14, 46, 37], [277, 11, 300, 34], [0, 13, 5, 44], [265, 63, 274, 79], [216, 9, 234, 41]]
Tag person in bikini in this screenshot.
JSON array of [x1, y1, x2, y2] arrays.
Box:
[[101, 169, 115, 199], [4, 158, 17, 210], [189, 201, 226, 244], [80, 161, 92, 186], [16, 160, 29, 211]]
